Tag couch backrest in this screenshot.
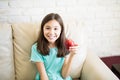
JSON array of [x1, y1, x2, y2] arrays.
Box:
[[0, 24, 15, 80], [11, 22, 87, 80], [12, 23, 40, 80]]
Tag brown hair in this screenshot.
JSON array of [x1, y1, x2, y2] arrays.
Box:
[[37, 13, 69, 57]]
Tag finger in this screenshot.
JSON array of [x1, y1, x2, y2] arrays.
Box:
[[69, 46, 79, 49], [74, 44, 78, 46]]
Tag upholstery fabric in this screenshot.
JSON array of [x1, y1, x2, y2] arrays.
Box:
[[0, 23, 118, 80], [12, 22, 87, 79], [12, 23, 40, 80], [0, 24, 15, 80], [64, 21, 87, 78], [81, 50, 119, 80]]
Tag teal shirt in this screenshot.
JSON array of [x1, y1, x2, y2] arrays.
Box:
[[30, 43, 72, 80]]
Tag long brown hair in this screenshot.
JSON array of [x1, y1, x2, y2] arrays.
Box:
[[37, 13, 69, 57]]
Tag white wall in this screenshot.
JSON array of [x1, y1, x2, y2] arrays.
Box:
[[0, 0, 120, 57]]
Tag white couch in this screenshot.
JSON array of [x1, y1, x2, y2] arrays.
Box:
[[0, 22, 119, 80]]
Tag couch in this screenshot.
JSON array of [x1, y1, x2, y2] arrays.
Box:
[[0, 22, 119, 80]]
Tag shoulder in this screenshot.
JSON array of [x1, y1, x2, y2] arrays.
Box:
[[31, 43, 39, 53], [30, 43, 44, 62], [31, 43, 37, 49]]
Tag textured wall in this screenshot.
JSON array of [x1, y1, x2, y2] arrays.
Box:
[[0, 0, 120, 57]]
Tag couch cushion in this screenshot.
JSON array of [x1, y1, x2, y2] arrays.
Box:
[[0, 24, 15, 80], [12, 22, 87, 79], [12, 23, 40, 80], [64, 21, 87, 78]]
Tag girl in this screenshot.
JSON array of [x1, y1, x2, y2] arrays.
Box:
[[30, 13, 79, 80]]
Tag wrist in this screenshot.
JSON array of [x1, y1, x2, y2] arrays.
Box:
[[69, 52, 75, 58]]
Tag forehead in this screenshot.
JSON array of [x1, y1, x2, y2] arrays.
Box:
[[44, 20, 61, 28]]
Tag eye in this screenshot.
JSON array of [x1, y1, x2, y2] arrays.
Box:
[[45, 27, 50, 30], [54, 28, 57, 30]]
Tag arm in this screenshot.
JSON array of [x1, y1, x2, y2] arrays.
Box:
[[61, 46, 78, 78], [80, 50, 119, 80], [61, 53, 74, 78], [36, 62, 49, 80]]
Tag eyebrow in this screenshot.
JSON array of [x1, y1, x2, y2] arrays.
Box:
[[45, 25, 60, 28]]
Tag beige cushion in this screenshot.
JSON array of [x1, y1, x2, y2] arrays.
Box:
[[12, 23, 40, 80], [12, 22, 87, 79], [0, 24, 15, 80], [64, 21, 87, 78]]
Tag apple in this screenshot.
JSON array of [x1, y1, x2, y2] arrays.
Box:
[[65, 39, 78, 49]]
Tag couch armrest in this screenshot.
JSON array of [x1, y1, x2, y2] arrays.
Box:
[[80, 50, 119, 80]]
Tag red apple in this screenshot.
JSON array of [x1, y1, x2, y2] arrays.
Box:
[[65, 39, 78, 49]]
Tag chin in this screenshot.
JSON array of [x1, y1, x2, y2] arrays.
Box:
[[48, 40, 55, 43]]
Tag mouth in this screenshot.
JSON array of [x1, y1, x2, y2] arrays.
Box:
[[48, 36, 56, 40]]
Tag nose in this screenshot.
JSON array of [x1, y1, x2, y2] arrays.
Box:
[[49, 29, 54, 35]]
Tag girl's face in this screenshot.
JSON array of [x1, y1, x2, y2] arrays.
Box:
[[43, 20, 61, 45]]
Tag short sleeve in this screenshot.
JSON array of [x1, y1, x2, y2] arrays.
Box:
[[30, 43, 44, 63]]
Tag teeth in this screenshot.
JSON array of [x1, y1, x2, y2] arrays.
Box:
[[49, 36, 55, 39]]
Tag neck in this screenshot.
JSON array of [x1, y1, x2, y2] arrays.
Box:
[[49, 43, 55, 48]]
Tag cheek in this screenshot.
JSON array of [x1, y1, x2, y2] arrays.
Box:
[[43, 29, 48, 34], [43, 30, 45, 36], [57, 30, 61, 36], [43, 30, 47, 38]]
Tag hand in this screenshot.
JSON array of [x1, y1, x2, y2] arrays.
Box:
[[65, 39, 78, 49], [69, 45, 79, 56]]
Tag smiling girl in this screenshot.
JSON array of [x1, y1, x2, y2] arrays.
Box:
[[30, 13, 79, 80]]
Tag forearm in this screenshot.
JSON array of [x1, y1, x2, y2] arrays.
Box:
[[36, 62, 49, 80], [62, 45, 78, 78], [62, 53, 74, 78], [39, 70, 49, 80], [40, 74, 49, 80]]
